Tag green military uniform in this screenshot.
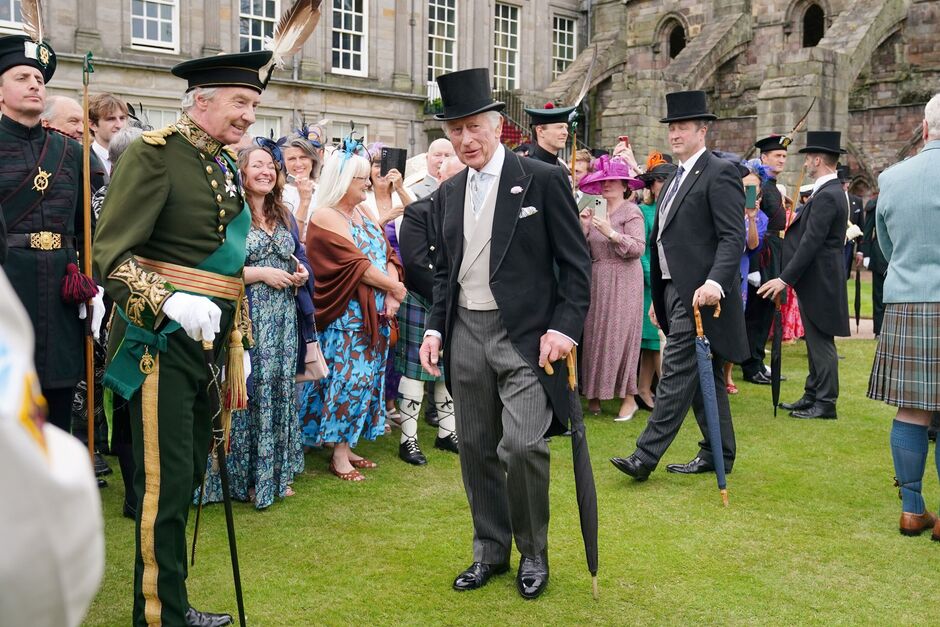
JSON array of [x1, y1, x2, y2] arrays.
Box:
[[0, 35, 88, 431], [93, 51, 272, 627]]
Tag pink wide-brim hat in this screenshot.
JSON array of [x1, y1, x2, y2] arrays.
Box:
[[578, 155, 645, 195]]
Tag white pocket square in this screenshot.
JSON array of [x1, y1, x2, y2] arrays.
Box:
[[519, 206, 538, 218], [510, 186, 524, 194]]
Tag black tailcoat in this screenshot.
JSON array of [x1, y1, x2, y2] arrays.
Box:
[[399, 194, 438, 301]]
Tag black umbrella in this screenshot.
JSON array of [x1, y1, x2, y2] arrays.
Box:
[[771, 296, 783, 416], [545, 349, 599, 599], [692, 304, 729, 506], [201, 340, 247, 627], [854, 263, 862, 333]]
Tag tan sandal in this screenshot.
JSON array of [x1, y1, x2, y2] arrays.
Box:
[[329, 460, 365, 482], [350, 457, 377, 469]]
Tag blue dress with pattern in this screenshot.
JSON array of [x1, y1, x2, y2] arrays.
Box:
[[300, 214, 389, 447], [197, 222, 305, 509]]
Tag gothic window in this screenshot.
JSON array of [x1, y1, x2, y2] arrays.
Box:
[[802, 3, 825, 48], [668, 23, 686, 59]]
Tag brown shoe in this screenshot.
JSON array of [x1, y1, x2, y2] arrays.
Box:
[[900, 511, 937, 536], [932, 517, 940, 542]]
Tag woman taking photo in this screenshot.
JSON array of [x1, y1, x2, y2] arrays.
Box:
[[281, 135, 320, 240], [301, 140, 406, 481], [577, 155, 647, 422], [199, 145, 309, 509]]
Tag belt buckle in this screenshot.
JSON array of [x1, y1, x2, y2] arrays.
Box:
[[29, 231, 59, 250]]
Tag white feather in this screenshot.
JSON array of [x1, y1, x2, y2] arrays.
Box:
[[258, 0, 322, 83], [20, 0, 44, 44]]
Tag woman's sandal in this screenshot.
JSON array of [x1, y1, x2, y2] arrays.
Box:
[[329, 460, 365, 482], [349, 457, 378, 469]]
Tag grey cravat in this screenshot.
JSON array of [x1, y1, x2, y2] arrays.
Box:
[[658, 165, 685, 220], [470, 172, 488, 217]]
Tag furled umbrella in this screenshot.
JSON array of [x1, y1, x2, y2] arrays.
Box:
[[692, 303, 729, 506], [771, 295, 783, 416], [854, 259, 862, 333], [544, 349, 599, 599]]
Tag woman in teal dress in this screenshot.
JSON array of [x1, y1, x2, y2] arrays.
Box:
[[636, 153, 678, 411], [198, 146, 308, 509], [299, 143, 406, 481]]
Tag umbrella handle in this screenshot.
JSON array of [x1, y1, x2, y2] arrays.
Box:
[[566, 349, 578, 391], [692, 302, 721, 338], [543, 361, 555, 376]]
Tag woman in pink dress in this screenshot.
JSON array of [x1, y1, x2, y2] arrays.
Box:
[[577, 155, 647, 421]]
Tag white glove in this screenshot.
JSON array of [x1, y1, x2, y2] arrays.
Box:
[[161, 292, 222, 343], [846, 224, 863, 241], [747, 271, 762, 288], [243, 349, 252, 383], [78, 286, 106, 341], [863, 257, 870, 269]]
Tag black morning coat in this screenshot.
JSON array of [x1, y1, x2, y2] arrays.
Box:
[[399, 194, 438, 301], [650, 149, 749, 363], [780, 177, 851, 337], [427, 147, 592, 435]]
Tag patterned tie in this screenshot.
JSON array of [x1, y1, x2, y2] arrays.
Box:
[[659, 165, 685, 218], [470, 172, 488, 217]]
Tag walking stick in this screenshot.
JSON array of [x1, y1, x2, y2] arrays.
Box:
[[81, 52, 95, 464], [190, 454, 209, 566], [202, 339, 247, 627]]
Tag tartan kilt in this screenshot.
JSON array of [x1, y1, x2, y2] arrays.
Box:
[[868, 302, 940, 411], [395, 292, 443, 382]]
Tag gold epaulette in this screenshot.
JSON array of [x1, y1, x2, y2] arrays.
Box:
[[223, 146, 238, 161], [141, 125, 177, 146]]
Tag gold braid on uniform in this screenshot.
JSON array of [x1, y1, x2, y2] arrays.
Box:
[[175, 113, 223, 156], [141, 125, 176, 146], [108, 258, 174, 326]]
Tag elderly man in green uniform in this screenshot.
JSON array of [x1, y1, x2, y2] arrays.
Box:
[[525, 102, 576, 169], [93, 51, 274, 627], [0, 34, 103, 432]]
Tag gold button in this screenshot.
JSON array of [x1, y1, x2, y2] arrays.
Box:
[[211, 180, 219, 189], [216, 194, 223, 203], [217, 224, 224, 233], [218, 209, 226, 219], [206, 166, 213, 174]]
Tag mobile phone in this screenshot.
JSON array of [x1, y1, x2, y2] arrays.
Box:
[[618, 135, 630, 146], [745, 184, 758, 210], [380, 147, 407, 177], [286, 173, 296, 185], [593, 197, 608, 220]]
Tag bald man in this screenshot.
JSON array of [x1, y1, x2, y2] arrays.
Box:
[[40, 95, 85, 140], [410, 137, 455, 199]]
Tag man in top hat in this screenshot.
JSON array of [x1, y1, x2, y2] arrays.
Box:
[[419, 68, 591, 599], [0, 34, 104, 433], [93, 50, 275, 627], [740, 134, 789, 385], [758, 131, 851, 419], [610, 90, 747, 480], [525, 102, 576, 169]]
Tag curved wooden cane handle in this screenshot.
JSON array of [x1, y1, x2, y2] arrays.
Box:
[[692, 302, 722, 338]]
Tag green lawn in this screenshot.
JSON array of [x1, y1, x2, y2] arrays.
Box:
[[86, 339, 940, 625]]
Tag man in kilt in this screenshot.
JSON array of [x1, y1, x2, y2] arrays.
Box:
[[867, 93, 940, 538], [394, 155, 466, 464]]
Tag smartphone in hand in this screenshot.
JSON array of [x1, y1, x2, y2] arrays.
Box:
[[593, 197, 608, 220]]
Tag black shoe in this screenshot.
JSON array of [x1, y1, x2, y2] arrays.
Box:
[[123, 502, 137, 520], [610, 454, 654, 481], [636, 395, 655, 412], [790, 403, 837, 420], [434, 433, 459, 454], [94, 452, 113, 477], [744, 371, 772, 385], [666, 456, 719, 474], [779, 395, 815, 411], [97, 478, 108, 489], [453, 561, 509, 591], [185, 606, 233, 627], [424, 408, 440, 427], [398, 439, 428, 466], [516, 552, 549, 599]]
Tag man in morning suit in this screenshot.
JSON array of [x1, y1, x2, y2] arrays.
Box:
[[610, 90, 748, 480], [758, 131, 851, 420], [419, 68, 591, 600]]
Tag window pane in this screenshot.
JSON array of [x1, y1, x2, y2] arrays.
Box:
[[132, 0, 143, 16], [146, 20, 157, 40], [132, 19, 143, 38], [146, 2, 157, 18]]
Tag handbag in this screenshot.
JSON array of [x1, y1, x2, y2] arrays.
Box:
[[382, 313, 400, 348], [296, 337, 328, 382]]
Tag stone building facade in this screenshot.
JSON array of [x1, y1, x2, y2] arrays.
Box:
[[18, 0, 585, 152], [547, 0, 939, 197]]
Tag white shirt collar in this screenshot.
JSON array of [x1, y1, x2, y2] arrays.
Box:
[[677, 145, 708, 174], [812, 171, 839, 195], [469, 143, 505, 179]]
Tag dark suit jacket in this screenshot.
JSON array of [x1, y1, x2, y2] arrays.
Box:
[[428, 147, 591, 435], [780, 178, 850, 336], [399, 194, 438, 300], [859, 197, 887, 275], [650, 150, 748, 362]]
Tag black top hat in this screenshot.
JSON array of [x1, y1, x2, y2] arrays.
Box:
[[836, 164, 851, 182], [525, 102, 577, 126], [0, 35, 56, 83], [434, 68, 505, 121], [798, 131, 847, 155], [660, 90, 717, 123], [172, 51, 274, 94], [754, 134, 788, 153]]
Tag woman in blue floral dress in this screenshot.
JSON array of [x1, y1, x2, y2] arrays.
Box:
[[299, 145, 406, 481], [198, 146, 308, 509]]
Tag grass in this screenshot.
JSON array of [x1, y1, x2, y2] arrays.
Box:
[[85, 339, 940, 625]]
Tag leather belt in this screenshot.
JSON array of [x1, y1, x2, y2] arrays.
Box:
[[7, 231, 76, 250]]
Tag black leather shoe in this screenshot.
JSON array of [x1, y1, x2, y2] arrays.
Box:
[[516, 553, 549, 599], [779, 396, 814, 411], [744, 371, 772, 385], [424, 407, 440, 427], [97, 478, 108, 489], [610, 454, 654, 481], [435, 433, 459, 454], [790, 403, 837, 420], [667, 456, 718, 474], [185, 606, 233, 627], [123, 502, 137, 520], [94, 452, 113, 476], [399, 440, 428, 465], [453, 561, 509, 591]]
